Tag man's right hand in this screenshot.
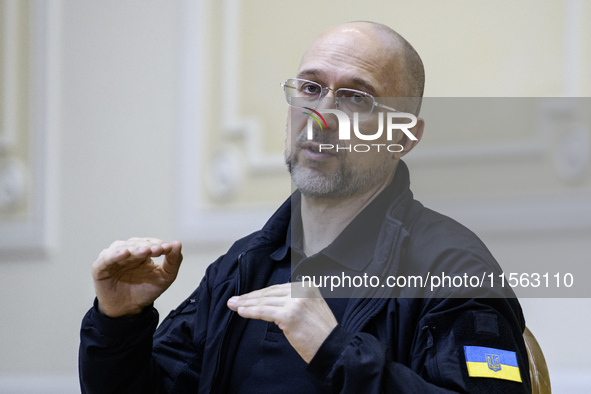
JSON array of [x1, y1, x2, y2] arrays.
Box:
[[91, 237, 183, 318]]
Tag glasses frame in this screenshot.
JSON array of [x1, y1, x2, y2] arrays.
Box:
[[280, 78, 399, 121]]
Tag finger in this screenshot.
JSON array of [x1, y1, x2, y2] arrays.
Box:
[[127, 237, 164, 245], [161, 240, 183, 276], [96, 237, 173, 267], [96, 246, 137, 266], [92, 249, 130, 279], [227, 295, 285, 311], [127, 243, 172, 259], [93, 243, 153, 273], [236, 283, 291, 300], [128, 238, 171, 257], [128, 245, 157, 259], [140, 240, 176, 259], [124, 237, 167, 253], [104, 238, 159, 259], [235, 305, 283, 323], [150, 242, 173, 256]]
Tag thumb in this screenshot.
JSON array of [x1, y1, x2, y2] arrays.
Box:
[[162, 240, 183, 276]]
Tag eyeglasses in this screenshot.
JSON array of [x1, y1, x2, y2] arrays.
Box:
[[280, 78, 399, 121]]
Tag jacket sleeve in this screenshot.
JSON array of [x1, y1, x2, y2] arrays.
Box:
[[78, 300, 163, 393], [78, 259, 219, 394], [306, 297, 532, 393]]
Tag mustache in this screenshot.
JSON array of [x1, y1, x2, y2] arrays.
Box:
[[294, 128, 348, 148]]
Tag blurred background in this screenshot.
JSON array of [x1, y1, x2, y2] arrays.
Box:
[[0, 0, 589, 392]]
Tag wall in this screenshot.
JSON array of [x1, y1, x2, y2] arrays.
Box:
[[0, 0, 589, 392]]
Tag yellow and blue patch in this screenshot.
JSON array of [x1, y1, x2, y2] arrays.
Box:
[[464, 346, 522, 383]]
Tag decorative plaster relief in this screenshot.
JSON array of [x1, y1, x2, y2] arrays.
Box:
[[0, 0, 58, 255]]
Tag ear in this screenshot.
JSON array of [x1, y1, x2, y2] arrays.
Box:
[[394, 117, 424, 159]]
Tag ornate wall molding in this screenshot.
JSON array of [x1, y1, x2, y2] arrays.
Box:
[[175, 0, 274, 246], [206, 0, 284, 200], [0, 0, 60, 256], [0, 0, 19, 153]]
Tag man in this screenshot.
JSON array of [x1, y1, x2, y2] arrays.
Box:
[[79, 22, 531, 393]]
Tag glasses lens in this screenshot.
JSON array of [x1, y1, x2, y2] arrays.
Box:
[[284, 79, 322, 107], [336, 89, 375, 119]]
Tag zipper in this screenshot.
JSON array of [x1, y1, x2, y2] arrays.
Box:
[[207, 252, 245, 393], [342, 297, 388, 334]]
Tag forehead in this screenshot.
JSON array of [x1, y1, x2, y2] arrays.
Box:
[[297, 25, 403, 96]]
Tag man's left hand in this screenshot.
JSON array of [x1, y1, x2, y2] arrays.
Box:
[[227, 283, 337, 363]]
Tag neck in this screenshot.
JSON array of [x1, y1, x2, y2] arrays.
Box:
[[300, 170, 396, 256]]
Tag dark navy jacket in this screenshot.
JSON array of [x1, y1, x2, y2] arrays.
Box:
[[79, 161, 531, 393]]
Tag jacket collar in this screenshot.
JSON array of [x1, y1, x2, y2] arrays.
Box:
[[263, 160, 416, 266]]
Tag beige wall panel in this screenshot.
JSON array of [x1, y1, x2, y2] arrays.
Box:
[[0, 0, 31, 221]]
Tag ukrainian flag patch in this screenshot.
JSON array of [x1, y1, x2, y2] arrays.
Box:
[[464, 346, 522, 382]]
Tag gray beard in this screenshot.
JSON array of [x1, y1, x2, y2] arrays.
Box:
[[285, 130, 395, 199]]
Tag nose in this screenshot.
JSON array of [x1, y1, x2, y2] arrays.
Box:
[[312, 95, 340, 134], [316, 87, 338, 111]]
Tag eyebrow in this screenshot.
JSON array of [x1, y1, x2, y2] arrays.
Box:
[[296, 68, 379, 96]]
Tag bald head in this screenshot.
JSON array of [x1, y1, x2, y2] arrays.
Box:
[[360, 22, 425, 100], [300, 21, 425, 114]]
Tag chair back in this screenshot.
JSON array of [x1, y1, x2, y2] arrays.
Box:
[[524, 326, 551, 393]]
